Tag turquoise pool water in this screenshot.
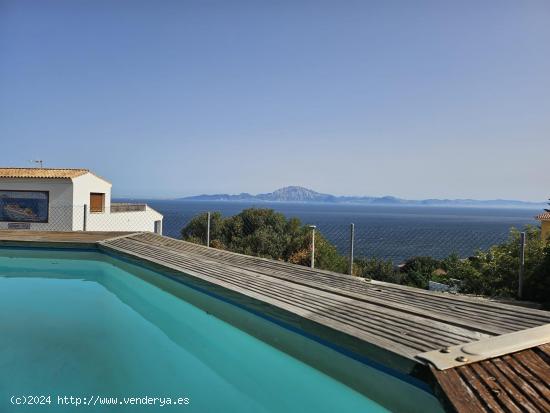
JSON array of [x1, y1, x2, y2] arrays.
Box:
[[0, 248, 444, 413]]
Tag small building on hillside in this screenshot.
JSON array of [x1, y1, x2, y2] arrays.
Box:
[[0, 168, 162, 233], [536, 211, 550, 242]]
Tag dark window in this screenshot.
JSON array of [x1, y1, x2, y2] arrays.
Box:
[[90, 193, 105, 213], [0, 190, 49, 223]]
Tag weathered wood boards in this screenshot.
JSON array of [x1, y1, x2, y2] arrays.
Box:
[[0, 230, 132, 247], [432, 343, 550, 413]]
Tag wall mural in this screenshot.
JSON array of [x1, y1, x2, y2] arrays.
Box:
[[0, 191, 49, 223]]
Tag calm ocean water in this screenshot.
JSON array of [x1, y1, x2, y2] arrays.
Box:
[[124, 200, 540, 263]]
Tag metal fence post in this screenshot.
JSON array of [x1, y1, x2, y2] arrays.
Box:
[[349, 223, 355, 275], [206, 212, 211, 247], [83, 204, 87, 231], [518, 231, 525, 299], [309, 225, 316, 268]]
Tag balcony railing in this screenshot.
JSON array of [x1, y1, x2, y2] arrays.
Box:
[[110, 203, 147, 213]]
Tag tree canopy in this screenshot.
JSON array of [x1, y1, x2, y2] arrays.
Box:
[[181, 208, 347, 272]]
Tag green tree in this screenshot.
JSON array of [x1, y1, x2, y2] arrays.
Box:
[[442, 226, 548, 303], [400, 256, 442, 289], [181, 211, 224, 246], [353, 258, 402, 284], [443, 254, 485, 294], [528, 242, 550, 307], [223, 208, 296, 259], [286, 228, 347, 273], [180, 208, 347, 272]]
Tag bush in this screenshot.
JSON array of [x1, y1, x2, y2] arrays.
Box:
[[181, 212, 224, 246], [528, 243, 550, 307], [181, 208, 346, 272], [442, 226, 549, 305], [400, 256, 443, 289], [353, 258, 403, 284]]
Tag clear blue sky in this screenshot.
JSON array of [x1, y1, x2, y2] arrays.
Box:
[[1, 1, 549, 200]]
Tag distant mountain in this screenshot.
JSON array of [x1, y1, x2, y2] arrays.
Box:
[[180, 186, 546, 208], [256, 186, 336, 202]]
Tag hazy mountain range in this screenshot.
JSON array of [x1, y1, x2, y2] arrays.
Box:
[[181, 186, 547, 208]]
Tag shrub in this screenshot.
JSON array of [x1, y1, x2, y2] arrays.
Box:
[[181, 208, 346, 272], [353, 258, 402, 284], [400, 256, 443, 289]]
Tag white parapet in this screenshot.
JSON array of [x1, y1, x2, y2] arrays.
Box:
[[86, 204, 163, 233]]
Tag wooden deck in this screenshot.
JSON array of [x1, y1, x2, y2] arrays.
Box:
[[2, 230, 549, 411], [432, 343, 550, 413], [0, 230, 132, 245]]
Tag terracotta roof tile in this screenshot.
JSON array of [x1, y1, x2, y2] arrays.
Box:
[[536, 211, 550, 220], [0, 168, 89, 179]]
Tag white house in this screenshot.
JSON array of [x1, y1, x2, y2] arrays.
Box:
[[0, 168, 163, 233]]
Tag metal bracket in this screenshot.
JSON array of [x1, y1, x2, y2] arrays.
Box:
[[417, 323, 550, 370]]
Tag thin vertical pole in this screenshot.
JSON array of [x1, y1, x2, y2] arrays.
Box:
[[349, 223, 355, 275], [206, 212, 211, 247], [310, 225, 316, 268], [518, 231, 525, 299], [83, 204, 87, 231]]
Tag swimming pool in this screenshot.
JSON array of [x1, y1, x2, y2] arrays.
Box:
[[0, 247, 444, 412]]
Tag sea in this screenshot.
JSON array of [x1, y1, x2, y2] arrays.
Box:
[[121, 199, 541, 264]]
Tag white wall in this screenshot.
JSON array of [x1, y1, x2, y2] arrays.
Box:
[[72, 173, 112, 230], [86, 206, 163, 233], [0, 178, 74, 231]]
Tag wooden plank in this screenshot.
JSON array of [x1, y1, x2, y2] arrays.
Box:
[[430, 366, 488, 413], [492, 357, 550, 412], [457, 363, 505, 412], [432, 345, 550, 413], [537, 342, 550, 359], [503, 356, 550, 406], [470, 362, 526, 413], [481, 359, 541, 413], [0, 230, 132, 243], [512, 350, 550, 395]]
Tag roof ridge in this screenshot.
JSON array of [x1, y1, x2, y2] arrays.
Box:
[[0, 168, 91, 179], [0, 167, 89, 171]]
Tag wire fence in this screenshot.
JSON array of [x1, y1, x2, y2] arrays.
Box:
[[0, 205, 163, 234], [0, 204, 533, 266], [162, 210, 522, 264], [1, 205, 539, 297], [166, 210, 535, 298], [315, 222, 512, 263]]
